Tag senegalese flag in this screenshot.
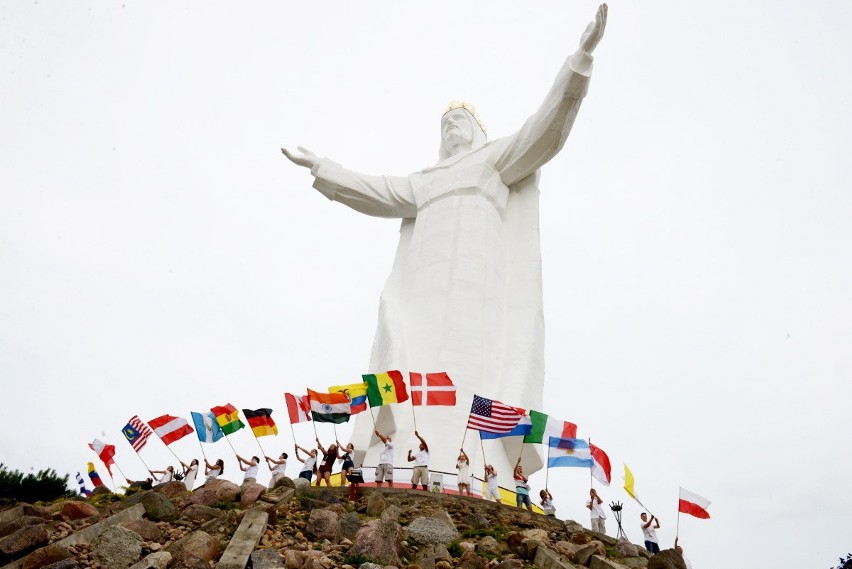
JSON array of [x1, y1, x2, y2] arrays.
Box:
[[363, 371, 409, 407], [328, 382, 368, 414], [242, 408, 278, 437], [210, 403, 245, 435], [87, 462, 104, 488]]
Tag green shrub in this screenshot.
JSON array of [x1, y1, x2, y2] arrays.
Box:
[[0, 463, 74, 504], [447, 540, 464, 558]]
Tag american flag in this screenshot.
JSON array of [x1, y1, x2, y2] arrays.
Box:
[[466, 395, 523, 434], [122, 415, 153, 452]]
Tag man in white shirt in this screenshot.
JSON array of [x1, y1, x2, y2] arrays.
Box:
[[586, 488, 607, 534], [375, 430, 395, 488], [640, 513, 661, 553], [407, 430, 430, 490]]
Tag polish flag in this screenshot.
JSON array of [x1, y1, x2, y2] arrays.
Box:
[[410, 372, 456, 406], [148, 414, 194, 445], [678, 487, 711, 519], [88, 439, 116, 476], [590, 442, 612, 486]]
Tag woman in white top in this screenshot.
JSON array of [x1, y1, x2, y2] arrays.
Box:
[[236, 455, 260, 485], [456, 448, 471, 496], [265, 452, 288, 487], [204, 458, 224, 482], [149, 465, 174, 485], [180, 459, 199, 490], [295, 444, 318, 483]]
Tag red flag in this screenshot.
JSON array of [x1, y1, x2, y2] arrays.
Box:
[[590, 442, 612, 486], [410, 372, 457, 406], [285, 392, 311, 424], [466, 395, 523, 433], [88, 439, 116, 477], [678, 487, 711, 519], [148, 414, 194, 445]]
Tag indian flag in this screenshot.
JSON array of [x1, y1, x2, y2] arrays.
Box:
[[523, 410, 578, 444], [307, 388, 351, 424]]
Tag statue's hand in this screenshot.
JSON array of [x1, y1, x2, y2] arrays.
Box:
[[281, 146, 320, 170], [579, 3, 607, 54]]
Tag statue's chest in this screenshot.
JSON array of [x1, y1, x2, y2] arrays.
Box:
[[410, 161, 509, 213]]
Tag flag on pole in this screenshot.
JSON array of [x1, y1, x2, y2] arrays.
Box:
[[678, 487, 711, 519], [285, 393, 312, 424], [88, 439, 115, 476], [307, 389, 351, 423], [191, 411, 224, 443], [546, 437, 594, 468], [242, 408, 278, 437], [76, 472, 91, 496], [87, 462, 104, 488], [210, 403, 245, 435], [409, 372, 457, 406], [523, 410, 578, 444], [122, 415, 153, 452], [364, 371, 409, 406], [148, 414, 194, 445], [328, 382, 369, 414], [466, 395, 523, 434], [623, 463, 637, 500], [590, 442, 612, 486], [479, 410, 532, 439]]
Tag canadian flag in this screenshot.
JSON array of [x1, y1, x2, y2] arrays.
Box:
[[678, 487, 711, 519], [410, 372, 457, 406]]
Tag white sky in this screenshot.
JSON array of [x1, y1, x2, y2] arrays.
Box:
[[2, 2, 851, 568]]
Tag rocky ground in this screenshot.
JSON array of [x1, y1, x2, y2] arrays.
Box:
[[0, 478, 688, 569]]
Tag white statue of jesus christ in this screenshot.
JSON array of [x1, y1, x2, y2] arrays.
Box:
[[283, 4, 607, 491]]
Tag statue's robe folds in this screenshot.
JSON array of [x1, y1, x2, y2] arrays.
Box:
[[309, 52, 593, 491]]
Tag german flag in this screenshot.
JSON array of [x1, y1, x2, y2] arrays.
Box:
[[242, 408, 278, 437]]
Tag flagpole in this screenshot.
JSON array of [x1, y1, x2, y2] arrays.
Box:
[[545, 443, 550, 489], [676, 508, 681, 542], [223, 433, 239, 458], [131, 447, 153, 474], [410, 399, 418, 433], [251, 431, 267, 459], [589, 437, 594, 490], [196, 438, 208, 463], [153, 431, 185, 465]]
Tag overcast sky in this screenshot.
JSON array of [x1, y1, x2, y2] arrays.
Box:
[[2, 2, 851, 568]]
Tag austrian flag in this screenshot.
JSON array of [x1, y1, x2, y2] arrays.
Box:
[[148, 414, 194, 445], [678, 487, 711, 519], [410, 372, 456, 406]]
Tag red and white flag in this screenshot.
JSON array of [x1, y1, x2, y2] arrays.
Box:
[[285, 392, 311, 424], [466, 394, 523, 433], [410, 372, 457, 406], [148, 414, 194, 445], [678, 487, 711, 519], [589, 442, 612, 486], [88, 439, 116, 477]]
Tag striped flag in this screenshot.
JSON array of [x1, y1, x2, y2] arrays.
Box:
[[148, 414, 194, 445], [546, 437, 593, 468], [307, 388, 351, 424], [363, 371, 409, 407], [122, 415, 153, 452], [479, 410, 532, 439], [523, 410, 578, 444], [88, 439, 116, 477], [285, 392, 311, 424], [210, 403, 245, 435], [679, 487, 711, 519], [466, 395, 523, 434], [242, 408, 278, 437], [87, 461, 104, 488], [328, 382, 369, 414], [191, 411, 224, 443], [76, 472, 91, 496]]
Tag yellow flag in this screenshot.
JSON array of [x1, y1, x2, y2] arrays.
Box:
[[623, 463, 637, 499]]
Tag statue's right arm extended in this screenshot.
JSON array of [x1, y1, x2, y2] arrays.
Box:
[[493, 3, 607, 187], [282, 147, 416, 219]]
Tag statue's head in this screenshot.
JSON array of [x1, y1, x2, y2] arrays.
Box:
[[439, 101, 487, 161]]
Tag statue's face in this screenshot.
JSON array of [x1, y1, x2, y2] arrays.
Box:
[[441, 109, 475, 146]]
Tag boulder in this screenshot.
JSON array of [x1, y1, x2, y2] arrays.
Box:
[[153, 481, 187, 499], [365, 492, 387, 516], [429, 509, 456, 530], [415, 543, 452, 569], [169, 551, 210, 569], [272, 476, 296, 490], [0, 523, 50, 558], [590, 555, 632, 569], [563, 520, 585, 536], [619, 558, 649, 569], [476, 535, 500, 555], [521, 528, 549, 542], [616, 538, 639, 557], [59, 501, 98, 521], [90, 486, 112, 497], [339, 512, 363, 540], [169, 530, 220, 561], [239, 482, 267, 508], [251, 549, 286, 568], [292, 477, 311, 492], [90, 525, 144, 568], [519, 538, 547, 560], [123, 491, 177, 521], [180, 504, 224, 523], [380, 504, 401, 522], [284, 549, 305, 569], [646, 549, 687, 569], [128, 551, 172, 569], [456, 550, 488, 569], [305, 509, 340, 542], [406, 517, 459, 546], [185, 487, 218, 506], [0, 516, 48, 538], [21, 544, 71, 569], [348, 518, 402, 566], [461, 512, 490, 530], [121, 519, 163, 542], [574, 543, 600, 566], [553, 540, 581, 559]]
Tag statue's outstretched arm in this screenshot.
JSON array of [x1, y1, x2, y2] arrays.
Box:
[[494, 4, 607, 187]]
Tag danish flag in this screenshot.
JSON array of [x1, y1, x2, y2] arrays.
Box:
[[410, 372, 456, 406]]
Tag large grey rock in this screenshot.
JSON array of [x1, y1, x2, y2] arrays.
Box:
[[406, 516, 459, 545], [180, 504, 224, 524], [563, 520, 585, 535], [475, 535, 500, 555], [271, 476, 296, 490], [91, 525, 144, 568], [460, 512, 490, 530], [379, 504, 400, 522], [553, 540, 581, 559], [190, 479, 240, 506], [21, 543, 72, 569], [534, 546, 579, 569], [153, 481, 188, 499], [121, 519, 163, 542], [456, 550, 488, 569], [250, 549, 286, 568], [292, 477, 311, 492], [1, 516, 47, 538], [646, 549, 687, 569], [168, 530, 220, 561], [616, 538, 639, 557], [239, 482, 266, 508], [365, 492, 386, 516], [59, 502, 98, 521], [305, 509, 340, 542], [0, 524, 50, 557], [339, 512, 363, 540], [128, 551, 172, 569], [429, 509, 455, 530], [415, 543, 452, 569], [590, 555, 631, 569], [348, 518, 402, 566], [123, 491, 177, 521], [575, 542, 605, 566]]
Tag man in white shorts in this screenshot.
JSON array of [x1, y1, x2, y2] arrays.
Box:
[[374, 430, 394, 487], [484, 464, 500, 502], [407, 430, 430, 490]]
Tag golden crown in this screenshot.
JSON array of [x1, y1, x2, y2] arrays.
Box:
[[444, 100, 487, 135]]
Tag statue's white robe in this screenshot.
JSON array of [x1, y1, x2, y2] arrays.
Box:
[[309, 51, 593, 492]]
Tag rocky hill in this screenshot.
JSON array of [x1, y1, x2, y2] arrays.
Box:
[[0, 478, 689, 569]]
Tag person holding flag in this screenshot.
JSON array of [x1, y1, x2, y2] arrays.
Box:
[[374, 430, 395, 488], [406, 430, 430, 490], [149, 465, 175, 485], [316, 438, 341, 487], [295, 443, 318, 482], [204, 458, 224, 482], [513, 457, 532, 511], [484, 464, 500, 502], [456, 448, 471, 496], [640, 512, 661, 553], [337, 441, 356, 485], [180, 459, 200, 490], [587, 488, 607, 534], [236, 455, 260, 485], [266, 452, 288, 487]]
